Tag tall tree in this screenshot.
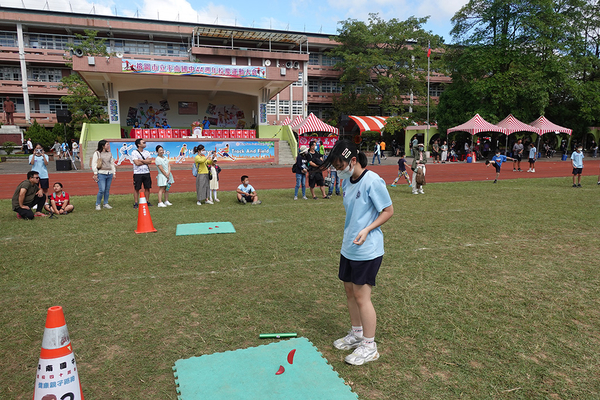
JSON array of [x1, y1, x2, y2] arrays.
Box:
[[59, 30, 110, 136], [329, 14, 444, 118]]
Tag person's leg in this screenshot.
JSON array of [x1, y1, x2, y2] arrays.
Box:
[[16, 206, 35, 220], [295, 173, 301, 197], [320, 185, 327, 197], [97, 174, 106, 206], [344, 282, 362, 328], [412, 171, 418, 193], [135, 189, 140, 204], [212, 189, 218, 201], [351, 283, 376, 338], [33, 194, 47, 214], [573, 172, 576, 185], [63, 204, 74, 213], [103, 174, 113, 205], [578, 173, 582, 184], [237, 193, 243, 202], [157, 187, 164, 204], [392, 172, 399, 184], [334, 172, 340, 194]]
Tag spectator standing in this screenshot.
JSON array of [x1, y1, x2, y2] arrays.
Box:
[[209, 159, 221, 203], [411, 137, 419, 158], [512, 139, 524, 171], [27, 138, 33, 154], [379, 141, 387, 160], [527, 143, 537, 173], [320, 139, 394, 366], [202, 116, 211, 130], [51, 140, 62, 159], [71, 139, 79, 160], [591, 140, 597, 158], [571, 145, 584, 187], [92, 140, 116, 210], [29, 143, 50, 198], [12, 171, 47, 219], [45, 182, 74, 215], [193, 144, 215, 205], [155, 145, 174, 207], [432, 140, 440, 163], [328, 164, 341, 196], [294, 145, 309, 200], [371, 141, 381, 165], [307, 140, 329, 199], [319, 140, 325, 156], [131, 138, 153, 208], [3, 96, 15, 125], [441, 140, 448, 163]]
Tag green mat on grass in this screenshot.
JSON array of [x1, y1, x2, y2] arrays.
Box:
[[176, 222, 236, 236], [173, 337, 357, 400]]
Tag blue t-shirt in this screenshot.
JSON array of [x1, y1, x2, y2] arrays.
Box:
[[238, 183, 255, 194], [341, 170, 392, 261], [571, 151, 584, 168], [529, 147, 536, 159], [29, 154, 49, 179], [203, 120, 210, 129], [492, 154, 507, 167]]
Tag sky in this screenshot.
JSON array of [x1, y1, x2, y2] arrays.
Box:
[[2, 0, 469, 42]]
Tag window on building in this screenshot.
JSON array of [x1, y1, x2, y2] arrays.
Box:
[[37, 98, 68, 113], [321, 80, 342, 93], [292, 101, 303, 115], [154, 42, 188, 57], [114, 40, 150, 55], [321, 55, 342, 66], [0, 32, 17, 47], [0, 97, 25, 113], [266, 100, 276, 115], [28, 34, 69, 50], [0, 66, 22, 81], [308, 80, 320, 92], [429, 84, 445, 97], [28, 68, 64, 82], [292, 72, 303, 87], [309, 53, 320, 65], [278, 100, 290, 115]]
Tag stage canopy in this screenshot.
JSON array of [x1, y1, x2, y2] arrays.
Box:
[[280, 116, 291, 125], [348, 116, 389, 134], [530, 116, 572, 135], [496, 114, 540, 135], [293, 113, 339, 135], [447, 114, 506, 135]]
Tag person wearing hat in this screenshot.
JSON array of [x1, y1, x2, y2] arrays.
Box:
[[294, 145, 309, 200], [411, 143, 427, 194]]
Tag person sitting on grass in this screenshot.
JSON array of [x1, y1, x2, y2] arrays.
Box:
[[12, 170, 47, 219], [44, 182, 74, 215], [236, 175, 261, 205], [486, 150, 516, 183]]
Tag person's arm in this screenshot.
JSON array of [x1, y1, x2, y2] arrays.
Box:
[[43, 153, 48, 165], [50, 199, 60, 214], [18, 188, 29, 209], [157, 161, 168, 176], [353, 204, 394, 245], [29, 155, 34, 165], [132, 151, 144, 166]]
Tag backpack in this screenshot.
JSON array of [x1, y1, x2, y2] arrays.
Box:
[[415, 167, 426, 185], [192, 163, 198, 177], [292, 163, 298, 173]]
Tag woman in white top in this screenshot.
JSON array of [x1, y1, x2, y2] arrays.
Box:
[[92, 140, 116, 210], [155, 145, 174, 207]]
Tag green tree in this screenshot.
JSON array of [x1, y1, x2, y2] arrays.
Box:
[[330, 14, 444, 117], [26, 120, 53, 150], [59, 30, 110, 136]]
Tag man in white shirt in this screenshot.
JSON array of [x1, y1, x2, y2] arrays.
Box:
[[131, 138, 153, 208]]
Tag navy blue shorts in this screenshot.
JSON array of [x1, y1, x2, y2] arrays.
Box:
[[339, 254, 382, 286], [572, 167, 583, 175], [494, 163, 501, 173]]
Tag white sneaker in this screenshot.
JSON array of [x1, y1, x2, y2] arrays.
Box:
[[197, 201, 202, 206], [205, 200, 214, 205], [418, 189, 424, 194], [214, 199, 220, 203], [531, 169, 535, 173], [157, 202, 167, 207], [103, 204, 112, 209], [412, 191, 418, 195], [345, 343, 380, 365], [95, 204, 101, 211], [294, 196, 298, 200], [164, 201, 173, 206], [302, 196, 308, 200], [527, 169, 531, 172], [333, 331, 363, 350]]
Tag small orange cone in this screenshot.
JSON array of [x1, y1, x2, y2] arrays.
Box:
[[135, 191, 157, 234], [33, 306, 84, 400]]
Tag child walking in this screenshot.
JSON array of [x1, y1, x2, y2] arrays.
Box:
[[390, 151, 411, 187], [155, 145, 174, 207], [209, 159, 221, 202], [320, 139, 394, 365]]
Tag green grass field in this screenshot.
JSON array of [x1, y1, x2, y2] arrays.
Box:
[[2, 177, 599, 399]]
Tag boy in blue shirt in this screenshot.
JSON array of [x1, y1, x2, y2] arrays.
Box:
[[236, 175, 261, 204], [485, 150, 516, 183], [527, 143, 537, 173], [570, 145, 584, 187]]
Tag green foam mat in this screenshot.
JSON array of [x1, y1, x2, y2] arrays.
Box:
[[176, 222, 236, 236], [173, 337, 357, 400]]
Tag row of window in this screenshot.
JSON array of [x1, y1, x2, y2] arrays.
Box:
[[265, 100, 303, 115], [309, 53, 343, 66], [0, 66, 65, 82], [0, 97, 67, 113], [0, 32, 188, 57]]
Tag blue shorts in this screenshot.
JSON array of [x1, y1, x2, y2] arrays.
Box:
[[339, 254, 382, 286], [572, 167, 583, 175]]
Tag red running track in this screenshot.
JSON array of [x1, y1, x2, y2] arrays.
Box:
[[1, 160, 598, 199]]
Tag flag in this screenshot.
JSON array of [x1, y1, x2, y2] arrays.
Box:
[[427, 45, 431, 58]]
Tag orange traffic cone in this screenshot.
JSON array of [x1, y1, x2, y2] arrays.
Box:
[[135, 191, 157, 234], [33, 306, 84, 400]]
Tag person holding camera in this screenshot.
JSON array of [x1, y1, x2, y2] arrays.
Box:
[[29, 143, 50, 198]]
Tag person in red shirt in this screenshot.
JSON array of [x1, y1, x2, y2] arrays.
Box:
[[45, 182, 74, 215]]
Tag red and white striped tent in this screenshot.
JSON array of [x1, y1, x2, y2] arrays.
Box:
[[447, 114, 506, 135], [293, 113, 339, 135], [290, 115, 304, 128], [529, 116, 572, 135], [280, 116, 291, 125], [348, 116, 389, 135], [496, 114, 540, 135]]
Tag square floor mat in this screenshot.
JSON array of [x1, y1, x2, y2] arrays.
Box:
[[173, 337, 357, 400], [176, 222, 236, 236]]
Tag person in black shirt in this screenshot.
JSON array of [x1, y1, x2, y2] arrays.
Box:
[[307, 140, 330, 199]]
